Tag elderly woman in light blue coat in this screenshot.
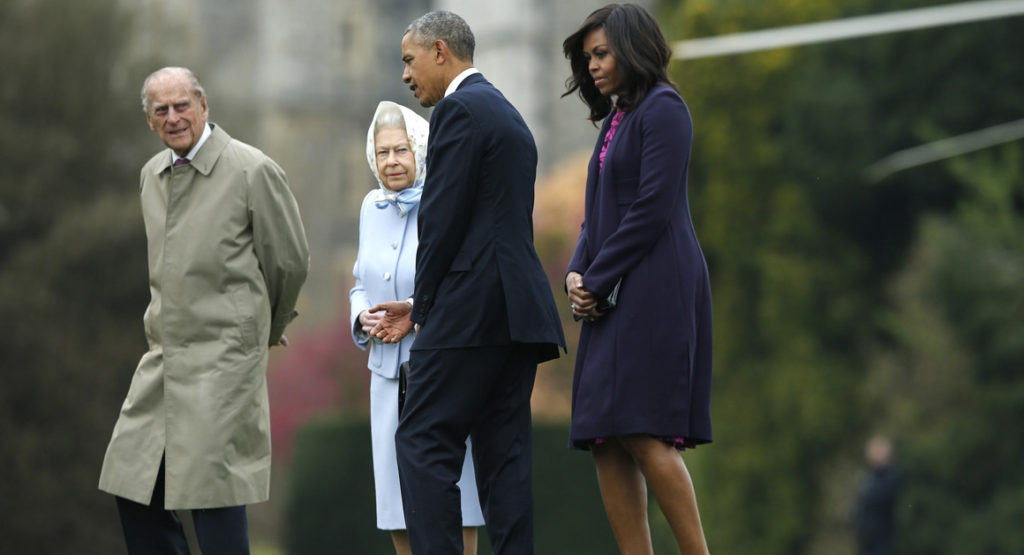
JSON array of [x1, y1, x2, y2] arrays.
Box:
[[349, 101, 484, 555]]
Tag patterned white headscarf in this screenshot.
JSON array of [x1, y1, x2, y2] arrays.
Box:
[[365, 101, 429, 216]]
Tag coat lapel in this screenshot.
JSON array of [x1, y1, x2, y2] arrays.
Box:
[[584, 114, 615, 253], [189, 124, 230, 176]]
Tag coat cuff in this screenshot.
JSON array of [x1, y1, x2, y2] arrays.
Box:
[[269, 309, 298, 346]]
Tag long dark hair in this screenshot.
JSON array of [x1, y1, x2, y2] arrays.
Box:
[[562, 3, 674, 123]]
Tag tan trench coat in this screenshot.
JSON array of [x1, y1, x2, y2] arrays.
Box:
[[98, 124, 309, 509]]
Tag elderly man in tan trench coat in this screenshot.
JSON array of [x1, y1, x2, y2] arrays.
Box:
[[98, 67, 309, 554]]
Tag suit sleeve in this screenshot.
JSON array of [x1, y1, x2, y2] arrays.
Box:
[[583, 92, 692, 297], [566, 224, 589, 288], [349, 197, 372, 350], [249, 157, 311, 345], [411, 98, 481, 325]]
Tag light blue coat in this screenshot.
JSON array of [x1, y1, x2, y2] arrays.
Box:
[[349, 193, 418, 378]]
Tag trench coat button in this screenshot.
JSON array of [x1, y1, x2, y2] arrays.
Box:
[[383, 272, 391, 281], [391, 242, 398, 249]]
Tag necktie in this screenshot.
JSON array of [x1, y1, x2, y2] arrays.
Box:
[[173, 157, 190, 167]]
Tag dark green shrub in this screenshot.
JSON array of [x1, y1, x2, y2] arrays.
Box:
[[286, 418, 661, 554]]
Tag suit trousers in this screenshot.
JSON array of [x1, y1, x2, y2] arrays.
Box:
[[114, 457, 250, 555], [396, 344, 539, 554]]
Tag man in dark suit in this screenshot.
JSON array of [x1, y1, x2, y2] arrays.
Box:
[[853, 436, 902, 555], [369, 10, 565, 554]]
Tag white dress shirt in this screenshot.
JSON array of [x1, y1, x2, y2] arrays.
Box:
[[444, 67, 481, 97], [171, 122, 212, 165]]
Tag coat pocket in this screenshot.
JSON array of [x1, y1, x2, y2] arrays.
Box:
[[449, 247, 474, 272], [370, 341, 384, 369], [228, 284, 258, 351]]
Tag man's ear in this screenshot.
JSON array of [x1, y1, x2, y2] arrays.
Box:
[[433, 40, 448, 65]]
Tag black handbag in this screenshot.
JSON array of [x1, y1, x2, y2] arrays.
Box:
[[398, 361, 409, 416]]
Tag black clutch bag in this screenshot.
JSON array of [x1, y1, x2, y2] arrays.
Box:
[[398, 361, 409, 416], [596, 278, 622, 312]]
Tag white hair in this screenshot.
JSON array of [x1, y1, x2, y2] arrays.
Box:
[[373, 103, 407, 136], [140, 67, 206, 113]]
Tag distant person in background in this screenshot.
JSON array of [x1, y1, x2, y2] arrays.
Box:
[[98, 66, 309, 554], [349, 100, 483, 555], [853, 435, 902, 555], [561, 4, 712, 554]]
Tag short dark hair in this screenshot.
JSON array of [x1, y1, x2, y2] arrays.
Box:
[[405, 10, 475, 63], [562, 3, 674, 123]]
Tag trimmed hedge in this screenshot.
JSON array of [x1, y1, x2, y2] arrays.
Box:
[[284, 416, 392, 554], [285, 417, 657, 554]]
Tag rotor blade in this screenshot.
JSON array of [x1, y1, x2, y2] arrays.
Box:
[[864, 119, 1024, 182], [673, 0, 1024, 60]]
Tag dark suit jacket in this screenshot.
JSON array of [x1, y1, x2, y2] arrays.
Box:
[[410, 73, 564, 360]]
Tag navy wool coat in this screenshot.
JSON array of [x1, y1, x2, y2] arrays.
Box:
[[567, 83, 712, 448]]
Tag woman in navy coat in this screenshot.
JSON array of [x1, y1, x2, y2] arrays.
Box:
[[349, 101, 483, 554], [562, 4, 712, 553]]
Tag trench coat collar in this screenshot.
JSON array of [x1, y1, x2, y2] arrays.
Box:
[[156, 123, 230, 177], [185, 124, 229, 176]]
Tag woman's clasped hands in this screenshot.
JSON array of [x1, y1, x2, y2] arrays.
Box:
[[566, 271, 604, 323], [358, 308, 385, 335]]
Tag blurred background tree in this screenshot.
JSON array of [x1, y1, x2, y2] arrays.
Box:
[[0, 0, 158, 552], [866, 146, 1024, 553], [657, 0, 1024, 553]]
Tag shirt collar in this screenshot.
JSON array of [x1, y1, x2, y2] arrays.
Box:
[[171, 122, 213, 165], [444, 68, 480, 97]]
